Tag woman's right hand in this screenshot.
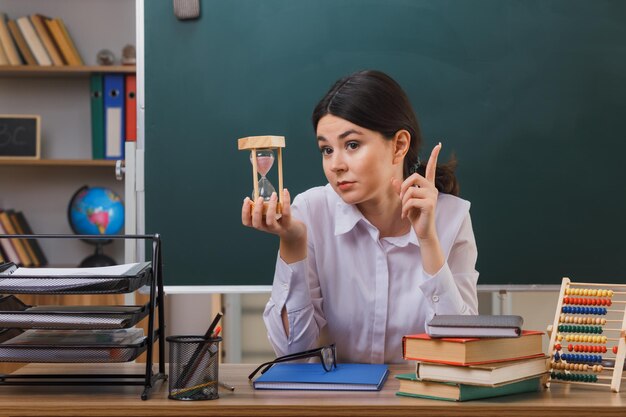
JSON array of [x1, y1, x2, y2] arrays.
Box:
[[241, 188, 307, 249]]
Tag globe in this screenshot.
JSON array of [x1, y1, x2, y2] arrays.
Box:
[[68, 186, 124, 235], [68, 186, 124, 267]]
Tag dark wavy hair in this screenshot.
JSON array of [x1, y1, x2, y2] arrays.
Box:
[[311, 70, 459, 196]]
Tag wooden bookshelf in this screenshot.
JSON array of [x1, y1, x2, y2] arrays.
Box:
[[0, 159, 117, 167], [0, 65, 135, 77]]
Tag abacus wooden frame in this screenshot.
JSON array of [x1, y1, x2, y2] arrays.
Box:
[[547, 277, 626, 392]]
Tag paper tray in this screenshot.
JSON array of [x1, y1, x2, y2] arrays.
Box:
[[0, 264, 152, 295], [0, 296, 149, 330], [0, 333, 148, 363]]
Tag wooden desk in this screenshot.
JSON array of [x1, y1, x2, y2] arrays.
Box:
[[0, 363, 625, 416]]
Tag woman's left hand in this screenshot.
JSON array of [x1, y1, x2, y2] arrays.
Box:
[[397, 143, 442, 240]]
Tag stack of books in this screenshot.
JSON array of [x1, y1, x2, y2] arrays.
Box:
[[398, 315, 548, 401], [0, 209, 47, 267], [0, 12, 83, 67]]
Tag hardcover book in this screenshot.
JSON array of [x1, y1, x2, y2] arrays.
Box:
[[16, 16, 51, 66], [402, 331, 544, 366], [12, 211, 47, 267], [396, 373, 542, 402], [426, 315, 524, 338], [415, 356, 549, 386], [7, 19, 35, 65], [0, 13, 22, 65], [30, 14, 64, 66]]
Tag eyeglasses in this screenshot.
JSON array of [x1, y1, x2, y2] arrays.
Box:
[[248, 344, 337, 380]]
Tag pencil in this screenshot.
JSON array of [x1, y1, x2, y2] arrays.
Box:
[[174, 312, 223, 387]]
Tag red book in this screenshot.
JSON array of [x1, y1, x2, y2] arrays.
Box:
[[402, 330, 544, 366], [125, 74, 137, 141]]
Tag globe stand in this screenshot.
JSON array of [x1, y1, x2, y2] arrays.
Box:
[[79, 241, 116, 267]]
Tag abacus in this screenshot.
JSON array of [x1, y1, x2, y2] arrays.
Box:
[[547, 277, 626, 392]]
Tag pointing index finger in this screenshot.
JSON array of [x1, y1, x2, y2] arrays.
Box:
[[425, 142, 442, 183]]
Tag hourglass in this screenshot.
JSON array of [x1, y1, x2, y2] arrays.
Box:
[[238, 135, 285, 215]]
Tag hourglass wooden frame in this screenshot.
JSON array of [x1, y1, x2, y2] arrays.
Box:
[[546, 277, 626, 392], [238, 135, 285, 214]]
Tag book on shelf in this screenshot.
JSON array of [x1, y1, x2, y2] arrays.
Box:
[[16, 16, 52, 66], [44, 17, 83, 66], [6, 210, 41, 267], [0, 221, 20, 265], [396, 373, 542, 402], [0, 13, 22, 65], [30, 14, 64, 66], [0, 211, 32, 267], [414, 356, 549, 387], [55, 17, 83, 65], [11, 211, 47, 267], [402, 331, 544, 366], [252, 363, 389, 391], [426, 315, 524, 338], [0, 40, 8, 65], [5, 210, 39, 267], [7, 18, 35, 66]]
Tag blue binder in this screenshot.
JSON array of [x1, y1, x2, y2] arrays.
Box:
[[103, 74, 125, 159]]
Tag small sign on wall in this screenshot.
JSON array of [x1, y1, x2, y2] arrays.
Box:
[[0, 115, 41, 159]]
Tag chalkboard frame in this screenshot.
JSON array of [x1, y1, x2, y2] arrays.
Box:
[[0, 114, 41, 159]]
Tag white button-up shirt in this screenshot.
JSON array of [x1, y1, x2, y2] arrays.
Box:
[[263, 184, 479, 364]]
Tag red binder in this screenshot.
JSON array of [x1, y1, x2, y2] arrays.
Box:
[[125, 74, 137, 141]]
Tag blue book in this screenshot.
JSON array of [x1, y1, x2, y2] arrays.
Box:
[[252, 363, 389, 391]]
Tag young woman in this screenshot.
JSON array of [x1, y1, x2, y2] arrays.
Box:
[[242, 70, 478, 364]]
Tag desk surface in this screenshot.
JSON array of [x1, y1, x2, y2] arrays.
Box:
[[0, 363, 625, 417]]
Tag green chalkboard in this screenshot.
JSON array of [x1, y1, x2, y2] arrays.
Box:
[[145, 0, 626, 286]]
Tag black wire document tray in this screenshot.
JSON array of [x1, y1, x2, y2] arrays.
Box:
[[0, 329, 148, 363], [0, 262, 151, 294], [0, 295, 149, 330], [0, 234, 166, 400]]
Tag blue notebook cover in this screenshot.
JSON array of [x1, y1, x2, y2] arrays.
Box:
[[253, 363, 389, 391]]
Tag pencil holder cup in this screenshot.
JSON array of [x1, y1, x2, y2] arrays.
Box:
[[167, 335, 222, 400]]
